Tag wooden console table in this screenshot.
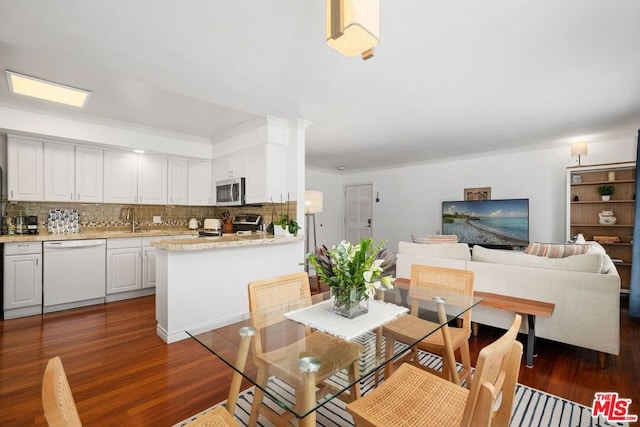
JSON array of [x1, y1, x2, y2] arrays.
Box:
[[473, 292, 554, 367], [394, 279, 555, 367]]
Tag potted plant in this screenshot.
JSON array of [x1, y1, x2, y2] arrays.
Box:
[[272, 214, 300, 236], [597, 185, 615, 201], [308, 238, 395, 318]]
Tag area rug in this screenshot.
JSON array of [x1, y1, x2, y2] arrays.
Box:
[[176, 334, 630, 427]]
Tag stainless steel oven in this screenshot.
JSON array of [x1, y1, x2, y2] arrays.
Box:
[[215, 177, 245, 206]]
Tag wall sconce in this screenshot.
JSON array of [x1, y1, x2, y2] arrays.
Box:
[[571, 142, 588, 165], [326, 0, 380, 60]]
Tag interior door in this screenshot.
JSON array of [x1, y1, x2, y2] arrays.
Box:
[[344, 184, 373, 241]]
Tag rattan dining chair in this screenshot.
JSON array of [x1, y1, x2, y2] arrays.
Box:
[[42, 356, 238, 427], [347, 315, 523, 427], [247, 272, 364, 427], [382, 264, 474, 386]]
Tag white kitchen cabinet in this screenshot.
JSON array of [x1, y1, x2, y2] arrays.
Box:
[[106, 238, 142, 294], [75, 146, 104, 203], [3, 242, 43, 319], [43, 142, 75, 202], [188, 160, 213, 205], [213, 153, 246, 181], [244, 144, 286, 204], [141, 236, 169, 289], [7, 136, 44, 201], [168, 158, 188, 205], [104, 150, 138, 203], [138, 155, 168, 204]]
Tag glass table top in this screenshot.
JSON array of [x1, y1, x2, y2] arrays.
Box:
[[187, 286, 482, 421]]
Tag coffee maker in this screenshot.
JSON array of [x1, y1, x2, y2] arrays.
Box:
[[27, 216, 38, 234]]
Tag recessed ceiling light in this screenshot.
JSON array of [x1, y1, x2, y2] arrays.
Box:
[[5, 70, 91, 108], [133, 150, 145, 154], [337, 166, 346, 170]]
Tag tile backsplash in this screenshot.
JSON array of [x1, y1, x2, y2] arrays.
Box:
[[3, 201, 297, 232]]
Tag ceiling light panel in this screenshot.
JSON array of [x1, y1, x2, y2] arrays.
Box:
[[5, 70, 91, 108]]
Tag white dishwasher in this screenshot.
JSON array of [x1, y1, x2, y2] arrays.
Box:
[[43, 239, 107, 313]]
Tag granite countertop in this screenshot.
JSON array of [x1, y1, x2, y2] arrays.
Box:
[[0, 228, 199, 243], [152, 233, 305, 251]]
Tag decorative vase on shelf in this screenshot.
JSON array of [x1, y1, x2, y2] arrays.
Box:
[[330, 287, 369, 318], [598, 210, 617, 225], [601, 195, 611, 201]]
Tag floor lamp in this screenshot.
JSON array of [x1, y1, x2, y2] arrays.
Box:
[[305, 190, 323, 293]]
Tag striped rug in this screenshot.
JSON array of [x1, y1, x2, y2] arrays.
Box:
[[176, 334, 630, 427]]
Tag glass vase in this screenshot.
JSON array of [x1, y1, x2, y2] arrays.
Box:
[[330, 287, 369, 319]]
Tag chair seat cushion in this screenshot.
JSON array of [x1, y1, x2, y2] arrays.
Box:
[[347, 363, 468, 426]]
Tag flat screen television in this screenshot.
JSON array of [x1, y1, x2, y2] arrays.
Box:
[[442, 198, 529, 248]]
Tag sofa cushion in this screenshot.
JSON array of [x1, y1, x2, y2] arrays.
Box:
[[398, 241, 471, 261], [472, 245, 605, 273], [411, 234, 458, 244], [524, 242, 589, 258]]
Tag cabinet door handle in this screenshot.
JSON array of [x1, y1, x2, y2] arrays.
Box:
[[11, 190, 13, 198], [70, 192, 73, 200], [78, 193, 80, 200]]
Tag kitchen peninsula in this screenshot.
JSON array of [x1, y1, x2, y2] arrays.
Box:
[[152, 233, 305, 343]]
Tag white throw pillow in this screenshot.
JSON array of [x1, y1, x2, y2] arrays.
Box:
[[398, 241, 471, 261]]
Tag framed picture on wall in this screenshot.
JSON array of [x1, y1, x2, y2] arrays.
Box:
[[464, 187, 491, 200]]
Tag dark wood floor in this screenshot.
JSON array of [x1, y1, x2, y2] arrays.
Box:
[[1, 295, 638, 426]]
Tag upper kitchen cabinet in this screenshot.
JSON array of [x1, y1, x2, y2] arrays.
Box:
[[104, 150, 138, 203], [75, 146, 104, 203], [213, 153, 246, 182], [168, 158, 188, 205], [138, 155, 168, 204], [9, 136, 104, 203], [7, 136, 44, 201], [212, 144, 285, 205], [244, 144, 286, 204], [105, 151, 168, 204], [43, 142, 75, 202], [188, 160, 213, 206]]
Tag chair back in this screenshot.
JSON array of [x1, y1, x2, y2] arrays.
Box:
[[409, 264, 475, 329], [462, 315, 523, 427], [248, 272, 312, 327], [42, 356, 82, 427]]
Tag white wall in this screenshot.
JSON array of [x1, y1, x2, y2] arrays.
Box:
[[306, 169, 344, 248], [310, 136, 637, 253]]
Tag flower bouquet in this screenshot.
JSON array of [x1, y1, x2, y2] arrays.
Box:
[[308, 238, 395, 318]]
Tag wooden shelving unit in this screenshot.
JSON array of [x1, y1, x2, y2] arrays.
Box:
[[566, 162, 636, 292]]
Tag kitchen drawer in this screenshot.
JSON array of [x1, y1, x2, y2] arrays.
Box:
[[107, 237, 143, 250], [4, 242, 42, 255]]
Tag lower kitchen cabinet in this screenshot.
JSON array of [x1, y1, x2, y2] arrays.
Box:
[[3, 242, 43, 319], [106, 238, 142, 298], [106, 236, 170, 300]]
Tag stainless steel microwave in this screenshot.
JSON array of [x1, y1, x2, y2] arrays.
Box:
[[216, 177, 245, 206]]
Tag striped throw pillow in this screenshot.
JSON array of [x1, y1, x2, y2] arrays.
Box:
[[524, 242, 589, 258], [411, 234, 459, 244]]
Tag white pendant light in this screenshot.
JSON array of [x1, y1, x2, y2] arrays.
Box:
[[326, 0, 380, 59]]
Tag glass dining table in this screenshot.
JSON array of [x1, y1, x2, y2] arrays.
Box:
[[187, 286, 482, 427]]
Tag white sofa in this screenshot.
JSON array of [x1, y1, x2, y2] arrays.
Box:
[[395, 241, 620, 364]]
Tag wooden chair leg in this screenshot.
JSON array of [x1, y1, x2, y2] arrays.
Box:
[[348, 361, 361, 400], [459, 341, 472, 388], [248, 369, 268, 426]]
